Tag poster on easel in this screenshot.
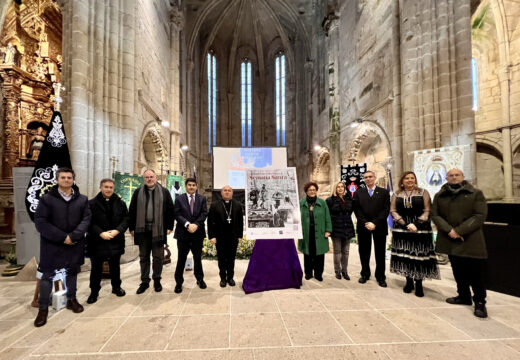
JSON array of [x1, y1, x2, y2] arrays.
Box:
[[245, 168, 302, 240]]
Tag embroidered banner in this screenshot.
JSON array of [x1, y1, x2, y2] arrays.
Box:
[[340, 163, 367, 196], [166, 175, 185, 204], [113, 172, 144, 208]]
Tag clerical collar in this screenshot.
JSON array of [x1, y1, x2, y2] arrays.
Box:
[[224, 200, 230, 203]]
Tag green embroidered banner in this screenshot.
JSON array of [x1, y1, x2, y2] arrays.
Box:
[[114, 172, 143, 207], [166, 175, 185, 203]]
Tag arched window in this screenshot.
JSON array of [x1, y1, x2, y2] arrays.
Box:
[[471, 57, 478, 111], [241, 60, 252, 147], [275, 53, 286, 146], [208, 52, 217, 153]]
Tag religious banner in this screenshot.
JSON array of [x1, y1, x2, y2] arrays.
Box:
[[412, 146, 465, 197], [340, 163, 367, 196], [245, 168, 302, 240], [113, 172, 143, 207], [166, 174, 185, 203], [25, 111, 73, 221]]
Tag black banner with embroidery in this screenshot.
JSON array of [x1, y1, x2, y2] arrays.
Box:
[[340, 163, 367, 197], [25, 111, 72, 221]]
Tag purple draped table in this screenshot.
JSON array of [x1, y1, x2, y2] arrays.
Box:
[[242, 239, 303, 294]]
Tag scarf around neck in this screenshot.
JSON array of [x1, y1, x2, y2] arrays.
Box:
[[135, 183, 164, 242]]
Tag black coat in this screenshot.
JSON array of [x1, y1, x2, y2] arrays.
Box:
[[34, 186, 91, 272], [326, 195, 356, 241], [353, 186, 390, 235], [174, 193, 207, 241], [128, 185, 175, 245], [207, 198, 244, 241], [87, 192, 129, 258]]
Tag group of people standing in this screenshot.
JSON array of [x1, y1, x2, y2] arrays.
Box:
[[32, 165, 489, 328], [298, 168, 488, 318], [33, 168, 243, 327]]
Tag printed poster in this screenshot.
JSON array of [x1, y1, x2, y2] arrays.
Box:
[[245, 168, 302, 239]]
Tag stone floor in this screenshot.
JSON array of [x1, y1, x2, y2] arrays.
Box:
[[1, 242, 519, 359]]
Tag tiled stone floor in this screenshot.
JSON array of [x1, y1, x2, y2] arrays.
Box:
[[1, 242, 519, 359]]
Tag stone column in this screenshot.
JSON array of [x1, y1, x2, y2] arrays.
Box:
[[498, 66, 513, 199], [399, 0, 475, 179], [391, 0, 403, 180]]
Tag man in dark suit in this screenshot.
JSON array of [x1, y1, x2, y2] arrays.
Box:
[[353, 170, 390, 287], [208, 185, 244, 287], [129, 169, 174, 294], [173, 177, 208, 293]]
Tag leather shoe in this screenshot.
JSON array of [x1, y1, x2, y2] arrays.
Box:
[[315, 275, 323, 282], [197, 280, 207, 289], [112, 288, 126, 297], [342, 272, 350, 280], [66, 298, 84, 313], [474, 302, 488, 318], [446, 296, 472, 305], [377, 280, 387, 288], [174, 284, 182, 294], [227, 279, 236, 286], [136, 283, 149, 294], [154, 280, 162, 292], [335, 271, 341, 279], [358, 276, 368, 284], [87, 292, 98, 304], [304, 274, 312, 280], [34, 309, 48, 327], [220, 280, 227, 288]]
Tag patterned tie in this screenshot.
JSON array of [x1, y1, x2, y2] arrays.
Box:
[[189, 194, 194, 214], [368, 189, 374, 197]]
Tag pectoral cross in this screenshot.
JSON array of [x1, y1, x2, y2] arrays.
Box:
[[227, 217, 231, 224]]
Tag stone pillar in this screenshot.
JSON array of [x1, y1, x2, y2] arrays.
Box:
[[170, 5, 184, 173], [399, 0, 475, 179], [391, 0, 403, 180], [498, 66, 513, 199]]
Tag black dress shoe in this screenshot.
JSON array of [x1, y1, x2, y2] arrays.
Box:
[[304, 274, 312, 280], [358, 276, 368, 284], [342, 272, 350, 280], [87, 292, 99, 304], [154, 280, 162, 292], [377, 280, 387, 288], [112, 288, 126, 297], [335, 271, 342, 279], [474, 302, 488, 318], [220, 280, 227, 288], [34, 309, 48, 327], [174, 284, 183, 293], [446, 296, 472, 305], [315, 275, 323, 282], [136, 283, 149, 294], [66, 298, 84, 313], [197, 280, 207, 289], [227, 279, 236, 287]]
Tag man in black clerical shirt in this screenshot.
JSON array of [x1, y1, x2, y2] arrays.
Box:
[[208, 185, 244, 287]]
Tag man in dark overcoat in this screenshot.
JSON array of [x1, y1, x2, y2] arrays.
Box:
[[129, 169, 174, 294], [208, 185, 244, 287], [34, 167, 91, 327], [173, 177, 208, 293], [432, 168, 488, 318], [353, 170, 390, 287], [86, 178, 129, 304]]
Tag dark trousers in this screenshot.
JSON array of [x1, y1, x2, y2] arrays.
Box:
[[216, 239, 238, 281], [303, 254, 325, 277], [138, 232, 164, 284], [358, 230, 387, 281], [39, 267, 79, 310], [449, 255, 487, 303], [89, 255, 122, 293], [175, 237, 204, 285]]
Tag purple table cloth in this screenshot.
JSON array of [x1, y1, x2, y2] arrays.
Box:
[[242, 239, 303, 294]]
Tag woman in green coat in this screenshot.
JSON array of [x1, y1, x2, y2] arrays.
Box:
[[298, 182, 332, 281]]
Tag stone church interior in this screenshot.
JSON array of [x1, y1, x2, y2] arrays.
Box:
[[0, 0, 519, 358]]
